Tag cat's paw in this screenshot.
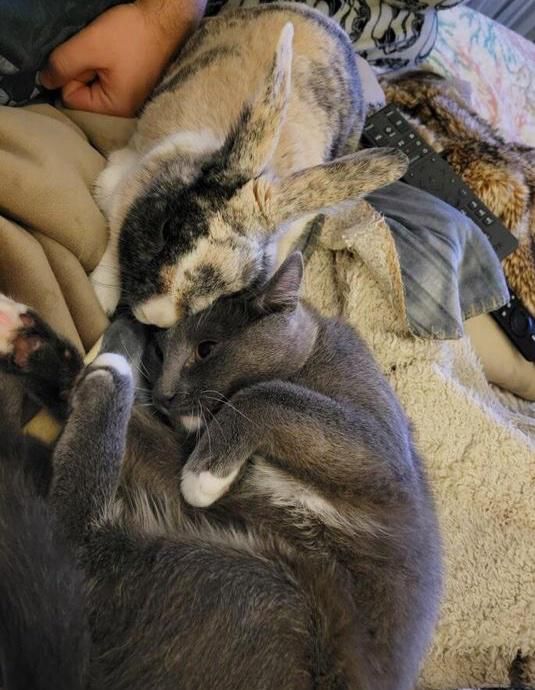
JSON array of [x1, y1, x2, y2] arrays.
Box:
[[73, 354, 134, 408], [0, 296, 82, 385], [0, 295, 52, 370], [87, 353, 133, 382], [0, 295, 30, 359], [181, 467, 240, 508]]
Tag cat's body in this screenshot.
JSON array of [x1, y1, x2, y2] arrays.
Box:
[[0, 258, 441, 690], [91, 2, 407, 326]]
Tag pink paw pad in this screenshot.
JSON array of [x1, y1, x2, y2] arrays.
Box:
[[0, 295, 39, 366]]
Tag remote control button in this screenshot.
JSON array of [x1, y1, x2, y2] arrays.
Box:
[[469, 200, 478, 210], [510, 309, 532, 338], [372, 132, 384, 143], [397, 139, 405, 147], [364, 123, 375, 131], [483, 216, 494, 226], [476, 208, 486, 218], [422, 148, 429, 154], [385, 125, 394, 134], [408, 132, 416, 140]]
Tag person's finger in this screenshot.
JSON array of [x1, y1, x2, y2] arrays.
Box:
[[40, 28, 100, 89], [61, 79, 112, 114]]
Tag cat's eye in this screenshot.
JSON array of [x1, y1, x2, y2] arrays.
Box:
[[196, 340, 217, 361]]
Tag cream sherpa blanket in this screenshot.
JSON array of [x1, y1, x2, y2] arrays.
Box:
[[300, 203, 535, 689]]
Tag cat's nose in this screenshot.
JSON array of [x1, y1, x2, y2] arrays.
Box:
[[153, 390, 176, 415]]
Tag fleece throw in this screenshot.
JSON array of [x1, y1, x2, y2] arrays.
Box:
[[302, 201, 535, 689]]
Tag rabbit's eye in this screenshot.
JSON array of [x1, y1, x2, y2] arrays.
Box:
[[160, 218, 173, 243]]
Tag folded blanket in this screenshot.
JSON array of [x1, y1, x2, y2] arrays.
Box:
[[367, 181, 508, 339]]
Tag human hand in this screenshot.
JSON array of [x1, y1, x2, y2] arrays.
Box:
[[40, 1, 204, 117]]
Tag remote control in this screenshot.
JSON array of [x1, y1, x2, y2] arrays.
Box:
[[362, 104, 535, 363], [491, 292, 535, 362], [361, 104, 518, 260]]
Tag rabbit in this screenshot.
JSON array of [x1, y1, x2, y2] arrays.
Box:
[[91, 2, 407, 326]]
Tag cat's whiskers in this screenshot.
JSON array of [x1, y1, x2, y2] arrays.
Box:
[[205, 405, 224, 437], [194, 402, 203, 446], [200, 405, 212, 458], [90, 279, 122, 289], [118, 335, 150, 381], [202, 390, 256, 426]]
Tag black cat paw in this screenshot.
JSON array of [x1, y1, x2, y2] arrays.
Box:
[[0, 295, 42, 368], [0, 294, 82, 383]]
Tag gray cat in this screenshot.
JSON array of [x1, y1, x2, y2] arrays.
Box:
[[0, 258, 441, 690]]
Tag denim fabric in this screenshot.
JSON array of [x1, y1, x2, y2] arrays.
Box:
[[367, 182, 509, 339]]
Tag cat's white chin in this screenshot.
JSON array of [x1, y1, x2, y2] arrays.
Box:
[[180, 415, 203, 432], [181, 468, 239, 508]]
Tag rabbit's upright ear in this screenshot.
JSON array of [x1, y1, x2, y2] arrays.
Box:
[[225, 23, 293, 179]]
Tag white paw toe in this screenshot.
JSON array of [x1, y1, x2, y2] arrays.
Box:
[[181, 468, 239, 508], [0, 295, 27, 355], [92, 353, 133, 379]]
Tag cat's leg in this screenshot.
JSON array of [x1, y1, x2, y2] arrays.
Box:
[[0, 294, 83, 419], [49, 353, 134, 544], [181, 380, 398, 508], [98, 315, 151, 396]]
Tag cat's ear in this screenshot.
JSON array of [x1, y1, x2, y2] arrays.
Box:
[[225, 23, 293, 178], [255, 252, 304, 312], [251, 148, 408, 227]]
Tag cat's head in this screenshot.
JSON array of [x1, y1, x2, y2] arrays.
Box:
[[152, 252, 313, 430], [118, 23, 408, 327]]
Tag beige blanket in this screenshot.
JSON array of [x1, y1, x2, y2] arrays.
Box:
[[1, 103, 534, 689]]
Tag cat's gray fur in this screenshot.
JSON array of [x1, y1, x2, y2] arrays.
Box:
[[0, 259, 441, 689]]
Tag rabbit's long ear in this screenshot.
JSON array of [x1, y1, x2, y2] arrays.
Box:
[[259, 148, 409, 226], [225, 23, 293, 178]]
